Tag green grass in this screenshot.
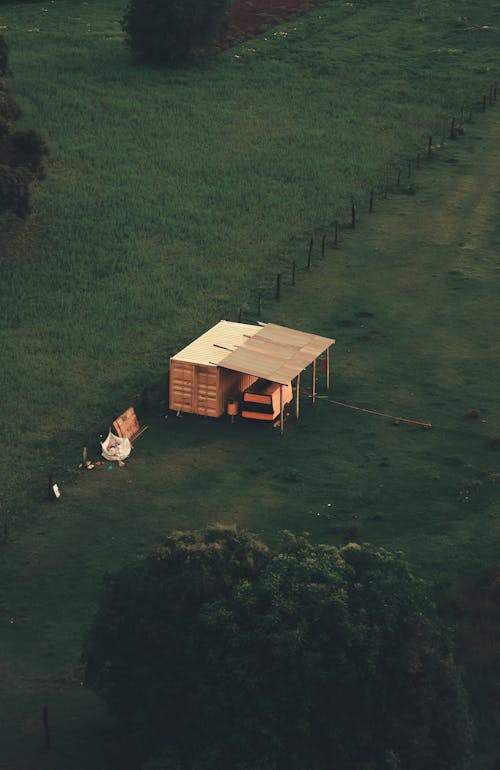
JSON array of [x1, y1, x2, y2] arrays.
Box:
[[1, 0, 500, 767]]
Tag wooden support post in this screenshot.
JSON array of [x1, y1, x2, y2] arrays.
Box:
[[351, 199, 356, 229], [307, 238, 313, 271], [427, 135, 432, 156], [280, 384, 284, 435], [326, 347, 330, 390], [238, 307, 243, 323], [275, 273, 281, 300], [321, 234, 326, 259], [489, 85, 493, 105], [450, 116, 456, 140], [369, 188, 374, 213], [483, 94, 486, 111], [296, 372, 300, 420], [291, 260, 296, 286], [312, 359, 316, 404], [334, 220, 339, 247], [42, 706, 51, 750]]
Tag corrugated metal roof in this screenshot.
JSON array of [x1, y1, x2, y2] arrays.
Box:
[[172, 321, 335, 384], [221, 323, 335, 384], [171, 320, 261, 366]]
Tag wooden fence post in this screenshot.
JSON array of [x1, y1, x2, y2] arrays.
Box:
[[427, 135, 432, 156], [351, 198, 356, 229], [307, 238, 313, 271], [369, 188, 374, 213], [291, 260, 296, 286], [42, 706, 51, 750]]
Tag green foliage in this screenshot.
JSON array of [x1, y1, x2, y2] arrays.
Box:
[[9, 128, 49, 178], [84, 528, 472, 770], [0, 35, 8, 77], [0, 77, 48, 217], [0, 163, 30, 217], [0, 77, 21, 125], [121, 0, 228, 64]]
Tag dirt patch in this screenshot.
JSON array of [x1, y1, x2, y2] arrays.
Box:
[[212, 0, 328, 50]]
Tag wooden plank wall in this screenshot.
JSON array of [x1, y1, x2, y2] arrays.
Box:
[[169, 361, 258, 417], [219, 369, 257, 413]]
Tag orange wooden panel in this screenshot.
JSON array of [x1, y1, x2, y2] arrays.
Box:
[[241, 410, 274, 421], [244, 392, 272, 404], [113, 407, 141, 440]]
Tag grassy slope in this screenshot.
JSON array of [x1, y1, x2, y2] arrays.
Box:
[[0, 0, 498, 512], [0, 0, 500, 768]]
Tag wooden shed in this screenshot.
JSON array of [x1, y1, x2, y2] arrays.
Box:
[[169, 321, 260, 418], [169, 320, 335, 430]]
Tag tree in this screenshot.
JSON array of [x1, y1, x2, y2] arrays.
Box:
[[83, 526, 473, 770], [121, 0, 228, 64]]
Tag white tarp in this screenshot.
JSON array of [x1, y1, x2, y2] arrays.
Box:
[[101, 430, 131, 462]]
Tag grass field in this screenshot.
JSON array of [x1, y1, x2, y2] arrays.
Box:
[[1, 0, 500, 767]]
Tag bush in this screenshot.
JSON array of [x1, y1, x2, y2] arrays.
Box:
[[0, 35, 8, 77], [0, 77, 22, 125], [0, 163, 30, 217], [10, 128, 49, 178], [0, 74, 48, 218], [83, 526, 473, 770], [122, 0, 228, 64]]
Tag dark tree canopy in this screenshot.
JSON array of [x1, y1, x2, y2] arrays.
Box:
[[121, 0, 228, 64], [0, 35, 8, 77], [83, 525, 473, 770], [0, 50, 48, 219]]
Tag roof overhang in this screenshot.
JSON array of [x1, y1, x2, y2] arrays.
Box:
[[221, 323, 335, 385], [172, 321, 335, 385]]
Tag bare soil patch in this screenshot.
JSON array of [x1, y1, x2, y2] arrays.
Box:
[[214, 0, 328, 49]]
